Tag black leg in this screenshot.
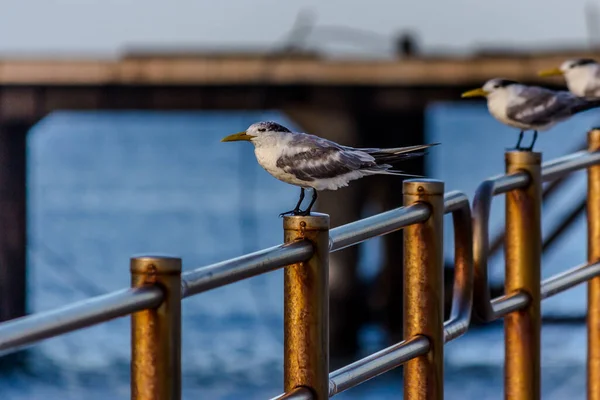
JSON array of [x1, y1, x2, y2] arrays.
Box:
[[525, 131, 538, 151], [279, 188, 305, 217], [300, 189, 318, 216], [512, 131, 524, 150]]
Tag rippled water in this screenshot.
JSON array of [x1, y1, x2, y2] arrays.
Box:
[[1, 105, 596, 398]]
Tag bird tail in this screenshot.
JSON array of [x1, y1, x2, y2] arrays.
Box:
[[572, 99, 600, 115], [369, 168, 425, 177], [362, 142, 440, 164]]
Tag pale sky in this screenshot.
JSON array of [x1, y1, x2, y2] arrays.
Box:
[[1, 0, 599, 57]]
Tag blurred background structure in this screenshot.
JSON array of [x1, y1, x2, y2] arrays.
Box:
[[2, 0, 600, 398]]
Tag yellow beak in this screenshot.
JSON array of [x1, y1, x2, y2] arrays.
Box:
[[221, 132, 253, 142], [538, 67, 563, 77], [461, 88, 489, 98]]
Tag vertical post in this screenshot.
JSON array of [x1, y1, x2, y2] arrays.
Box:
[[284, 213, 329, 399], [504, 151, 542, 400], [131, 256, 182, 400], [588, 128, 600, 400], [403, 179, 444, 400], [0, 122, 29, 324]]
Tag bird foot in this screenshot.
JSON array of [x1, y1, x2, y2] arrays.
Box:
[[279, 209, 302, 217], [279, 208, 313, 217], [505, 146, 534, 152]]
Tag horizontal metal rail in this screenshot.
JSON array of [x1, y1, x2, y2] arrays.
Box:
[[541, 262, 600, 299], [0, 203, 429, 358], [181, 241, 314, 298], [490, 291, 530, 317], [0, 287, 163, 356], [329, 203, 430, 252], [478, 261, 600, 322], [181, 203, 430, 297], [542, 150, 600, 182], [328, 336, 430, 397]]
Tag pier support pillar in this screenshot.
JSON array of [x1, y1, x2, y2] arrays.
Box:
[[364, 109, 427, 342], [0, 121, 29, 324], [284, 107, 365, 363]]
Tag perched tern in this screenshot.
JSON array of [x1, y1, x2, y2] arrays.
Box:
[[461, 78, 600, 151], [221, 121, 438, 216], [538, 58, 600, 99]]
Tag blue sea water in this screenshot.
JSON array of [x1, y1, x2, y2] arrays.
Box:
[[0, 104, 597, 399]]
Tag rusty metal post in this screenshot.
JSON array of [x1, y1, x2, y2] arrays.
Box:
[[588, 128, 600, 400], [403, 179, 444, 400], [284, 213, 329, 399], [131, 256, 182, 400], [504, 151, 542, 400]]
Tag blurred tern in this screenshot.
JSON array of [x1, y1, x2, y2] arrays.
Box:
[[461, 78, 600, 151], [221, 121, 438, 216], [538, 58, 600, 99]]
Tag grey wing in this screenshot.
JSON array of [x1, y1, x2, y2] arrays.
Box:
[[506, 87, 584, 126], [584, 74, 600, 99], [276, 134, 376, 181]]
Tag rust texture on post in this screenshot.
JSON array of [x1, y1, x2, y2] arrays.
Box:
[[589, 128, 600, 400], [284, 213, 329, 399], [504, 151, 542, 400], [131, 256, 182, 400], [403, 179, 444, 400]]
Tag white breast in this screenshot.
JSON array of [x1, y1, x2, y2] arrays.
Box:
[[486, 91, 526, 129], [253, 139, 315, 188], [566, 67, 600, 98]]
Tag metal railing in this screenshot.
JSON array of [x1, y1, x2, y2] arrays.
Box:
[[1, 130, 600, 399]]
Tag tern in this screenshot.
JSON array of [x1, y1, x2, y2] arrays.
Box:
[[538, 58, 600, 99], [462, 78, 600, 151], [221, 121, 438, 216]]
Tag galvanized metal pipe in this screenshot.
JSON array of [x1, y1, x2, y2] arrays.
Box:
[[270, 387, 314, 400], [589, 128, 600, 400], [181, 241, 313, 297], [504, 151, 542, 400], [472, 172, 529, 324], [442, 191, 473, 343], [403, 179, 444, 400], [541, 262, 600, 299], [472, 178, 501, 322], [0, 286, 162, 357], [131, 256, 182, 400], [494, 172, 530, 194], [284, 214, 329, 399], [328, 336, 430, 397], [491, 291, 530, 317], [329, 203, 430, 252], [542, 149, 600, 182]]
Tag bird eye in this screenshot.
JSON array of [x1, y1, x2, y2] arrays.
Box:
[[257, 128, 266, 132], [493, 84, 500, 89]]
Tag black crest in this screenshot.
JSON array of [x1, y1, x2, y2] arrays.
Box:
[[573, 58, 598, 67], [495, 79, 519, 87], [255, 121, 291, 133]]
